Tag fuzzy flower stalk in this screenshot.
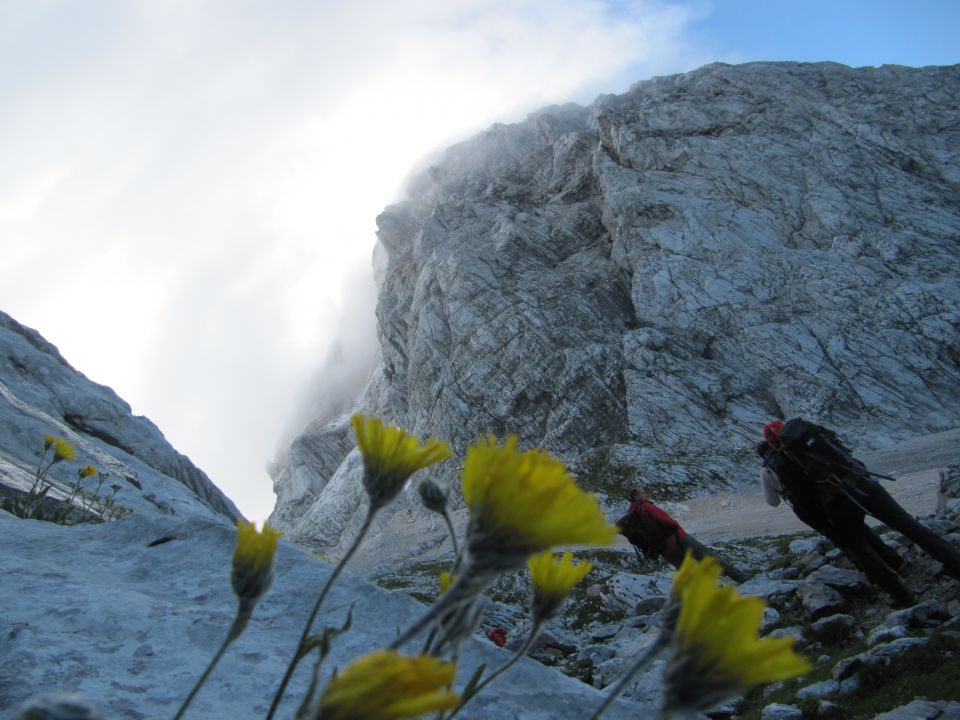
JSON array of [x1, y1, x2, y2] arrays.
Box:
[[392, 435, 616, 650], [37, 434, 76, 480], [418, 478, 460, 557], [313, 650, 459, 720], [427, 573, 486, 658], [267, 415, 451, 719], [174, 520, 281, 720], [587, 552, 714, 720], [659, 555, 811, 715], [9, 435, 81, 521], [589, 553, 811, 720], [446, 551, 594, 719]]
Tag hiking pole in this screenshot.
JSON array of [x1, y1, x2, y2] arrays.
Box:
[[811, 436, 900, 482]]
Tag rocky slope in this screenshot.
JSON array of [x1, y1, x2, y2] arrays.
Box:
[[568, 466, 960, 719], [0, 312, 636, 718], [0, 310, 239, 521], [272, 61, 960, 561]]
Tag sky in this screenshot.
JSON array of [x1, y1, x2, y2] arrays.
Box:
[[1, 1, 957, 524]]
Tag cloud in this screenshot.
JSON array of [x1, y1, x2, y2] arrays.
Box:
[[0, 1, 705, 522]]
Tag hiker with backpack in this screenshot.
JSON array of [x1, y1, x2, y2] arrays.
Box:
[[758, 436, 913, 605], [616, 487, 747, 582], [761, 417, 960, 604]]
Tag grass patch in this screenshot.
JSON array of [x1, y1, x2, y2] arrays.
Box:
[[373, 559, 453, 602], [574, 444, 736, 505], [574, 446, 639, 499], [735, 631, 960, 719]]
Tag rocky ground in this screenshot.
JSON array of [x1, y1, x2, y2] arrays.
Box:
[[371, 431, 960, 719]]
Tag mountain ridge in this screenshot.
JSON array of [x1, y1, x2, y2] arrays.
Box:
[[272, 60, 960, 561]]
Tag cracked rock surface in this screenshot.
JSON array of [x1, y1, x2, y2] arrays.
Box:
[[272, 61, 960, 561], [0, 314, 634, 719]]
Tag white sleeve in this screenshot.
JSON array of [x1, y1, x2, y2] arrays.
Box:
[[760, 468, 782, 507]]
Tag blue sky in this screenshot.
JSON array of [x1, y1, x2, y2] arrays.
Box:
[[1, 1, 957, 523], [684, 1, 959, 68]]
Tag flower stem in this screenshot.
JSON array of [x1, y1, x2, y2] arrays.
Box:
[[445, 620, 542, 719], [172, 609, 249, 720], [265, 507, 376, 720], [585, 631, 670, 720], [389, 568, 490, 651], [442, 510, 460, 558]]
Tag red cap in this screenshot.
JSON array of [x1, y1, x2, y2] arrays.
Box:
[[763, 420, 785, 446]]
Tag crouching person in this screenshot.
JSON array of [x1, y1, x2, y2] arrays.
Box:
[[617, 487, 747, 582]]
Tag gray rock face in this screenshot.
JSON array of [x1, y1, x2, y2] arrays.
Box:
[[761, 704, 803, 720], [0, 313, 637, 719], [272, 61, 960, 562], [0, 311, 239, 521], [0, 513, 636, 719], [268, 414, 355, 532], [874, 699, 960, 720]]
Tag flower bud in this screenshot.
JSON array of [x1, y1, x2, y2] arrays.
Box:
[[352, 414, 452, 512], [231, 521, 281, 606], [417, 479, 449, 514]]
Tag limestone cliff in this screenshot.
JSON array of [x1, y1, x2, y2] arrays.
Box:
[[0, 309, 239, 520], [0, 312, 627, 718], [272, 61, 960, 561]]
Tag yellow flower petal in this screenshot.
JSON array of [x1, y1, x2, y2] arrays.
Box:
[[320, 650, 459, 720], [232, 520, 281, 604], [462, 436, 616, 568], [52, 437, 76, 462], [352, 414, 452, 510], [528, 550, 593, 623], [663, 555, 811, 714], [438, 572, 457, 595]]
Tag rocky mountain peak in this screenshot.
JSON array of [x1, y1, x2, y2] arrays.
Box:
[[272, 61, 960, 561]]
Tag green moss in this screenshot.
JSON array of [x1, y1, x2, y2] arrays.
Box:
[[840, 631, 960, 718], [735, 631, 960, 719], [574, 444, 735, 503], [575, 446, 639, 499], [559, 658, 595, 685], [372, 558, 454, 602], [486, 571, 529, 606]]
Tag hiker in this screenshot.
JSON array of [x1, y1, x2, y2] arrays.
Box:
[[762, 417, 960, 603], [758, 438, 912, 604], [616, 487, 747, 582]]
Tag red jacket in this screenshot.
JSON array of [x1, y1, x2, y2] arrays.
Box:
[[627, 500, 686, 556]]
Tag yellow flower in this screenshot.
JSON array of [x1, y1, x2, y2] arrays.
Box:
[[318, 650, 459, 720], [527, 551, 593, 623], [79, 465, 98, 478], [461, 435, 616, 571], [352, 414, 452, 511], [52, 437, 76, 462], [231, 520, 281, 605], [671, 551, 721, 599], [661, 555, 811, 713], [438, 572, 457, 595], [43, 434, 55, 450]]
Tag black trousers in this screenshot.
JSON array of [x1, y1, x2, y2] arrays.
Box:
[[662, 534, 748, 583], [835, 476, 960, 580], [792, 492, 911, 601]]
